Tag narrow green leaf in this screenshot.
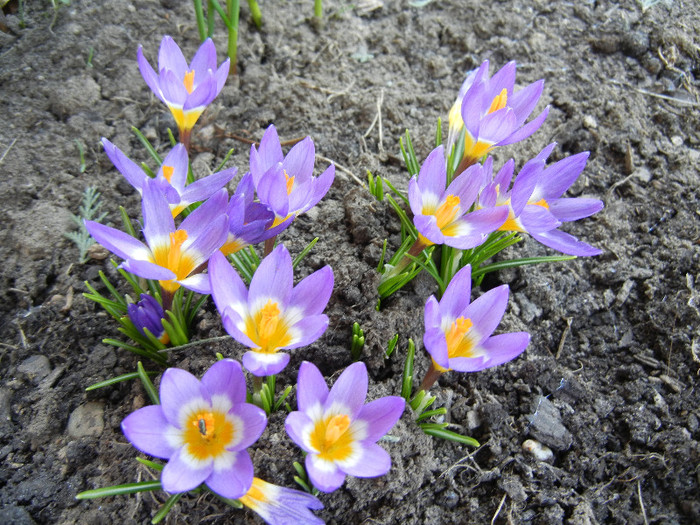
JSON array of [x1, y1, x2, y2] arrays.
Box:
[[151, 492, 182, 524], [472, 255, 577, 279], [138, 361, 160, 405], [135, 457, 165, 471], [416, 407, 446, 422], [86, 371, 157, 391], [420, 427, 480, 447], [401, 339, 415, 400], [215, 148, 235, 172], [292, 237, 319, 269], [131, 126, 162, 165], [76, 480, 162, 499]]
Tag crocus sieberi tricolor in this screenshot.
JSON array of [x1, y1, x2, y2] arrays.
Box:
[[446, 60, 549, 172], [85, 180, 228, 296], [209, 245, 333, 376], [127, 293, 169, 344], [121, 359, 267, 498], [409, 146, 508, 249], [478, 143, 604, 256], [239, 477, 324, 525], [420, 264, 530, 391], [138, 36, 230, 148], [285, 361, 405, 493], [250, 125, 335, 234], [102, 139, 235, 217]]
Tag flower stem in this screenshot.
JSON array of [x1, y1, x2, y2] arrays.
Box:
[[263, 236, 276, 257], [160, 289, 174, 312], [418, 362, 443, 392], [381, 238, 428, 282]]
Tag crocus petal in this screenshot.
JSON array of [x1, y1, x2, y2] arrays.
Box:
[[242, 350, 290, 377], [228, 403, 268, 451], [183, 73, 217, 109], [463, 284, 510, 341], [158, 35, 188, 78], [498, 106, 550, 146], [248, 244, 293, 309], [221, 308, 257, 349], [214, 59, 230, 93], [413, 214, 445, 245], [102, 138, 147, 191], [325, 362, 368, 418], [479, 107, 517, 144], [159, 69, 188, 106], [548, 198, 604, 222], [338, 442, 392, 478], [180, 189, 229, 239], [519, 205, 560, 234], [408, 177, 423, 216], [423, 327, 449, 370], [256, 167, 290, 218], [438, 264, 472, 321], [287, 266, 334, 321], [296, 164, 335, 214], [161, 446, 212, 494], [121, 259, 176, 281], [448, 355, 488, 373], [530, 229, 602, 256], [283, 314, 329, 350], [416, 146, 446, 196], [206, 450, 253, 499], [283, 137, 315, 182], [159, 144, 189, 191], [121, 406, 176, 459], [355, 396, 405, 443], [84, 221, 151, 262], [209, 251, 249, 314], [200, 359, 246, 405], [182, 215, 229, 266], [137, 46, 163, 103], [257, 125, 284, 173], [189, 38, 217, 78], [179, 167, 236, 205], [306, 454, 346, 493], [296, 361, 330, 413], [285, 411, 314, 451], [141, 179, 176, 247], [480, 332, 530, 368], [159, 368, 207, 425], [177, 272, 212, 294], [509, 79, 544, 126], [423, 295, 442, 330], [537, 151, 590, 200]]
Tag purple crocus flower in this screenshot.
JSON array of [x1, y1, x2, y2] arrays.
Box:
[[285, 361, 405, 493], [85, 180, 229, 295], [102, 139, 235, 217], [421, 264, 529, 389], [239, 477, 324, 525], [408, 146, 508, 249], [221, 173, 276, 256], [250, 125, 335, 233], [127, 293, 169, 343], [209, 245, 333, 376], [447, 60, 549, 168], [137, 36, 230, 147], [478, 143, 604, 256], [121, 359, 267, 498]]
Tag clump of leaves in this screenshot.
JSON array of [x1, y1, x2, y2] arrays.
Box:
[[65, 186, 106, 263]]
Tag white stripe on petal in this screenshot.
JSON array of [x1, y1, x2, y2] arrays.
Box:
[[177, 397, 211, 429], [212, 449, 237, 472], [335, 442, 363, 471]]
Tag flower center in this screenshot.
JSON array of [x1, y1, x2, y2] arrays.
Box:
[[183, 409, 234, 461], [445, 316, 477, 360], [283, 170, 295, 195], [162, 165, 174, 183], [152, 229, 197, 292], [183, 70, 195, 94], [488, 88, 508, 114], [309, 414, 354, 461], [531, 198, 549, 209], [434, 195, 461, 230], [244, 300, 293, 353]]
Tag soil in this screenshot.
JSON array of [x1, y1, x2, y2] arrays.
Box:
[[1, 0, 699, 523]]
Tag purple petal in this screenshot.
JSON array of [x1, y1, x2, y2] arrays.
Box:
[[141, 179, 176, 248], [228, 403, 268, 450], [439, 264, 472, 320], [479, 107, 518, 144], [498, 106, 550, 146], [423, 295, 441, 331], [121, 259, 176, 281], [338, 442, 391, 478], [285, 411, 314, 451], [284, 314, 329, 350], [519, 205, 560, 234], [159, 144, 189, 191], [161, 446, 212, 494], [200, 359, 246, 405], [297, 361, 330, 413], [282, 137, 315, 182], [444, 163, 484, 209], [209, 251, 249, 315], [294, 164, 334, 214], [413, 214, 444, 245], [180, 167, 236, 205], [548, 198, 604, 222], [256, 166, 290, 218], [510, 161, 543, 215], [214, 59, 230, 93], [180, 189, 229, 239], [480, 332, 530, 368], [159, 368, 206, 426], [463, 285, 510, 341], [84, 221, 151, 262], [408, 177, 423, 216], [355, 396, 405, 443], [221, 308, 257, 348], [249, 244, 293, 308], [121, 406, 175, 459], [488, 61, 516, 94], [288, 266, 334, 319], [183, 73, 217, 110], [206, 450, 253, 499], [242, 350, 290, 377], [137, 46, 163, 103], [159, 69, 188, 106], [189, 38, 217, 77], [530, 229, 602, 256], [102, 138, 147, 191], [306, 454, 346, 493], [417, 146, 446, 197], [448, 355, 488, 372], [423, 327, 449, 370], [509, 79, 544, 126], [325, 362, 367, 418], [158, 36, 188, 78], [182, 214, 229, 267], [537, 151, 590, 200], [257, 125, 284, 173], [177, 272, 211, 294]]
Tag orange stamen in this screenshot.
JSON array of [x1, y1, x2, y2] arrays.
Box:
[[283, 170, 295, 195], [488, 88, 508, 114], [183, 70, 195, 94], [434, 195, 461, 230], [167, 230, 188, 272], [162, 165, 174, 183]]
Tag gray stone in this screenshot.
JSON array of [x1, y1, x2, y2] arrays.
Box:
[[0, 505, 36, 525], [17, 355, 51, 383], [527, 396, 573, 451], [67, 402, 104, 438]]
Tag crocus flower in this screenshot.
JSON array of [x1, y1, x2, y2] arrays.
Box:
[[85, 180, 229, 295], [285, 361, 405, 493], [102, 139, 235, 217], [250, 125, 335, 233], [209, 245, 333, 376], [447, 60, 549, 169], [137, 36, 230, 147], [221, 173, 276, 256], [239, 477, 324, 525], [127, 293, 169, 343], [121, 359, 267, 498], [420, 264, 529, 390], [478, 143, 604, 256], [408, 146, 508, 249]]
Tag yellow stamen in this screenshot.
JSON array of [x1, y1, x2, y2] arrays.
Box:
[[532, 198, 549, 209], [240, 478, 268, 508], [151, 229, 197, 293], [309, 414, 354, 461], [183, 70, 195, 94], [162, 165, 174, 183], [167, 230, 188, 272], [488, 88, 508, 114], [433, 194, 461, 230], [283, 170, 295, 195], [244, 300, 293, 353], [445, 316, 479, 360], [182, 409, 234, 461]]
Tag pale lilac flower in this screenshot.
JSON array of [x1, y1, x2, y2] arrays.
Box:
[[137, 36, 230, 144], [408, 146, 508, 249], [121, 359, 267, 498], [209, 245, 333, 376], [285, 362, 405, 493], [250, 125, 335, 233], [478, 143, 604, 256], [447, 60, 549, 166], [85, 180, 228, 294], [239, 477, 324, 525], [423, 265, 529, 374], [102, 139, 235, 217], [127, 293, 169, 343]]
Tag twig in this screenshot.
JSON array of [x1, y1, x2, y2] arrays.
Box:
[[556, 316, 573, 359], [609, 79, 699, 107], [491, 493, 507, 525], [637, 480, 649, 525], [0, 138, 17, 165], [363, 89, 385, 154], [315, 154, 364, 186]]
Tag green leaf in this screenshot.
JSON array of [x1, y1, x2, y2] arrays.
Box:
[[401, 339, 415, 400], [292, 237, 319, 269], [76, 480, 162, 499], [420, 426, 480, 447], [472, 255, 577, 279], [85, 371, 157, 391], [151, 492, 182, 524], [131, 126, 162, 165], [138, 361, 160, 405], [135, 457, 165, 471]]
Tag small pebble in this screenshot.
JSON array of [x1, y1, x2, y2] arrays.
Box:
[[522, 439, 554, 463]]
